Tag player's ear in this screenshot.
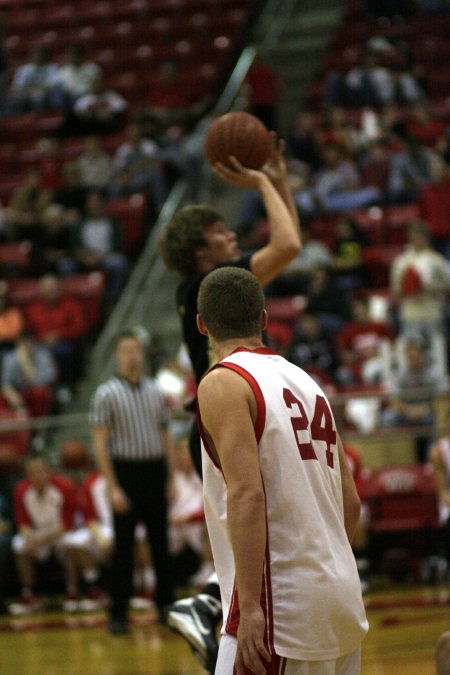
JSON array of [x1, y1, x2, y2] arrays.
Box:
[[260, 309, 268, 331], [197, 314, 209, 336]]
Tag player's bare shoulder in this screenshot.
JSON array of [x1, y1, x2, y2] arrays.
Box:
[[198, 366, 253, 413]]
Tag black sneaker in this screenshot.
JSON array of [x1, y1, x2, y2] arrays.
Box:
[[163, 594, 221, 673], [109, 617, 129, 635]]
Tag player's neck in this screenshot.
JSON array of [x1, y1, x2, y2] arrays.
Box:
[[212, 336, 264, 362]]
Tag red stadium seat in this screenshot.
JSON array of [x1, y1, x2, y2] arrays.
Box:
[[107, 194, 147, 253], [361, 463, 440, 573]]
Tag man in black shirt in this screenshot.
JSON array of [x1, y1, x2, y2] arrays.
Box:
[[159, 140, 301, 671]]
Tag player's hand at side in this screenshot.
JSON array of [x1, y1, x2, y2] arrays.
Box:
[[235, 604, 271, 675], [261, 132, 287, 184], [213, 156, 269, 192], [110, 485, 130, 514]]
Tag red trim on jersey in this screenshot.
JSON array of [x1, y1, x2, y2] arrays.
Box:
[[217, 362, 266, 444], [231, 653, 287, 674], [263, 519, 275, 654], [196, 400, 222, 471]]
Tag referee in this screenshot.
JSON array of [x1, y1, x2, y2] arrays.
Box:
[[90, 328, 174, 634]]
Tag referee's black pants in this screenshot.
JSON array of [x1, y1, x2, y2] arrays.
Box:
[[111, 458, 174, 621]]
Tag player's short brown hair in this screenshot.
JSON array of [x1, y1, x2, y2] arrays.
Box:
[[198, 267, 265, 341], [158, 204, 224, 277]]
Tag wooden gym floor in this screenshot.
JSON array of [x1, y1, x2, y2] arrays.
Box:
[[0, 583, 448, 674]]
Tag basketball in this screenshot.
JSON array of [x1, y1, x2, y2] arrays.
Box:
[[60, 439, 90, 469], [204, 111, 271, 169]]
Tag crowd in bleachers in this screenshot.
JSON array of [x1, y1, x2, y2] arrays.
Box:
[[0, 0, 450, 615], [233, 1, 450, 453]]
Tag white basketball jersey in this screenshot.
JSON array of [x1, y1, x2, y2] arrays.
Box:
[[199, 347, 368, 661], [436, 437, 450, 524]]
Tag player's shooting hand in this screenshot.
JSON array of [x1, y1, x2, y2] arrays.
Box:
[[235, 605, 271, 675], [261, 133, 287, 184], [213, 157, 269, 192]]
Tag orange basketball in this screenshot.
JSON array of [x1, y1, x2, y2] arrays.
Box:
[[204, 111, 271, 169], [60, 439, 89, 469]]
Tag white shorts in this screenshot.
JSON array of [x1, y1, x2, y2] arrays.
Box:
[[12, 531, 76, 562], [64, 526, 114, 561], [216, 635, 361, 675]]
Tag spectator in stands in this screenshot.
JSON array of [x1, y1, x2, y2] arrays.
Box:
[[406, 101, 447, 149], [1, 332, 56, 418], [287, 110, 323, 170], [76, 136, 112, 191], [6, 168, 52, 242], [321, 106, 363, 156], [8, 46, 58, 114], [338, 48, 393, 107], [287, 312, 338, 386], [380, 335, 447, 462], [331, 216, 369, 291], [0, 13, 9, 117], [390, 220, 449, 341], [419, 154, 450, 258], [336, 296, 394, 386], [54, 44, 102, 108], [387, 136, 435, 203], [295, 141, 381, 216], [30, 204, 74, 277], [304, 266, 352, 334], [358, 139, 391, 194], [58, 74, 127, 137], [70, 192, 129, 311], [266, 221, 332, 296], [54, 162, 89, 224], [109, 122, 167, 209], [9, 455, 79, 614], [0, 281, 24, 361], [243, 56, 284, 132], [26, 274, 88, 390]]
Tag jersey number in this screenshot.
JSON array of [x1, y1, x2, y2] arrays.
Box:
[[282, 389, 336, 468]]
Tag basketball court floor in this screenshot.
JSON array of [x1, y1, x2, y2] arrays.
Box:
[[0, 583, 447, 674]]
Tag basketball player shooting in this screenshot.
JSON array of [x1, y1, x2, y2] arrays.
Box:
[[159, 129, 301, 671], [195, 267, 368, 675]]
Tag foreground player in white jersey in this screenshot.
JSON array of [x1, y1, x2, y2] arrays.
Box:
[[196, 267, 368, 675]]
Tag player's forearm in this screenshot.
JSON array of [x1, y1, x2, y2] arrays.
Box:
[[261, 178, 300, 255], [93, 433, 118, 492], [227, 488, 267, 610], [272, 175, 301, 233]]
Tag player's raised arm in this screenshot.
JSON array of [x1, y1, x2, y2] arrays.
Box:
[[213, 138, 301, 287]]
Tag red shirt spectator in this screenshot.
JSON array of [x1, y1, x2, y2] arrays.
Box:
[[15, 470, 77, 532], [26, 280, 87, 342], [25, 274, 88, 387], [337, 297, 394, 383]]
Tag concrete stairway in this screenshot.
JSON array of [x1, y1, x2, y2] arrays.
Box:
[[254, 0, 346, 134]]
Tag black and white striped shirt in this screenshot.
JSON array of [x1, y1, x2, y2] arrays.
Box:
[[89, 375, 169, 461]]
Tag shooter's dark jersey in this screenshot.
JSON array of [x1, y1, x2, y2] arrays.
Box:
[[176, 254, 253, 386]]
